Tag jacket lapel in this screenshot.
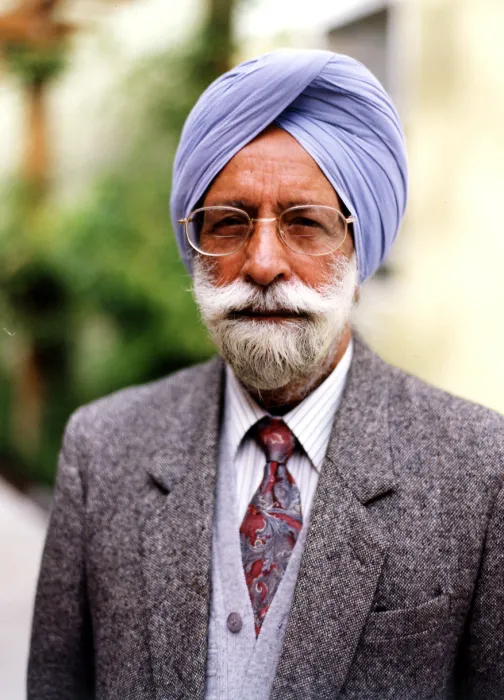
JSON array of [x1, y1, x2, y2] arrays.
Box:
[[272, 336, 398, 699], [140, 357, 224, 700]]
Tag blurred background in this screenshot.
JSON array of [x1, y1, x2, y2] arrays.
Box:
[[1, 0, 503, 696]]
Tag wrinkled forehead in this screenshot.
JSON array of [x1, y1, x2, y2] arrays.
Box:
[[202, 126, 343, 210]]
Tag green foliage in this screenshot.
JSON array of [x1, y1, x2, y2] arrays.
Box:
[[0, 170, 215, 484], [3, 43, 67, 85], [54, 173, 215, 400], [0, 0, 242, 485]]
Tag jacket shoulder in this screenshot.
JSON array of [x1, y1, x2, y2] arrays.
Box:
[[62, 356, 222, 452], [385, 359, 504, 482]]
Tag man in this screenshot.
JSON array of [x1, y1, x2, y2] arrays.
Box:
[[28, 49, 504, 700]]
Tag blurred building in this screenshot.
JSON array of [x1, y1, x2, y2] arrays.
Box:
[[386, 0, 504, 417]]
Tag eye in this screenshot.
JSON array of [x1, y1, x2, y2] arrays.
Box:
[[289, 216, 320, 228], [213, 215, 247, 229], [284, 216, 326, 237], [202, 211, 250, 237]]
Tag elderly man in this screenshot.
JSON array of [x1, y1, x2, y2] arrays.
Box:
[[28, 50, 504, 700]]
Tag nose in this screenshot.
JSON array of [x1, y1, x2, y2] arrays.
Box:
[[240, 218, 292, 287]]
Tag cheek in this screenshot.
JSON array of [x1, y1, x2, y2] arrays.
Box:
[[202, 253, 245, 286], [342, 230, 355, 259], [199, 245, 353, 289], [290, 255, 337, 288]]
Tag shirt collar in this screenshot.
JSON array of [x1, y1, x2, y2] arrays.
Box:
[[224, 338, 353, 471]]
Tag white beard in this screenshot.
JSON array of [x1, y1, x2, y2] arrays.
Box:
[[192, 254, 358, 391]]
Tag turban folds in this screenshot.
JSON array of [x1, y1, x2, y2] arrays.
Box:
[[170, 49, 408, 283]]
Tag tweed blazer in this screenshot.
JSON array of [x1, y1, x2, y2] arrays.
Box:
[[28, 337, 504, 700]]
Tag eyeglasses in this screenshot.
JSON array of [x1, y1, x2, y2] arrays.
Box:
[[178, 205, 356, 257]]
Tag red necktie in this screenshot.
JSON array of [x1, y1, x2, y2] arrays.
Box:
[[239, 417, 303, 636]]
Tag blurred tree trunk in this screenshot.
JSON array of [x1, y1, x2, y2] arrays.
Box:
[[9, 75, 52, 459], [206, 0, 234, 77], [12, 345, 44, 460], [25, 80, 48, 193], [0, 3, 69, 464]]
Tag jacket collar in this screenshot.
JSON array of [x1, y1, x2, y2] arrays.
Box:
[[144, 355, 224, 494], [325, 332, 398, 504]]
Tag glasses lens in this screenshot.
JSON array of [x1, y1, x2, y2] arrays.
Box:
[[280, 206, 347, 255], [187, 207, 250, 255]]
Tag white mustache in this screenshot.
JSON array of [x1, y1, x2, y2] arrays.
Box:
[[193, 258, 354, 322]]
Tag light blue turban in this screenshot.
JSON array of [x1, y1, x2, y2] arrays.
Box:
[[170, 48, 408, 283]]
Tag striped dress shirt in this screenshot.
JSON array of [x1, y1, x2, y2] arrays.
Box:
[[221, 339, 354, 523]]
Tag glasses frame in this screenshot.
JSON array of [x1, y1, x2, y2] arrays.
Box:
[[178, 204, 356, 257]]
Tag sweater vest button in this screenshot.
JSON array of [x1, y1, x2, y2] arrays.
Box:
[[227, 612, 243, 633]]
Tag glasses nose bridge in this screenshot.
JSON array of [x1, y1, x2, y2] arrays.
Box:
[[247, 216, 284, 254], [248, 215, 281, 237], [250, 215, 278, 225]]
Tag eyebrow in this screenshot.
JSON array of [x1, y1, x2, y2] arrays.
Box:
[[202, 198, 329, 210], [204, 199, 250, 209]]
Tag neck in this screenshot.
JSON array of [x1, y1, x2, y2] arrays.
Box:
[[242, 325, 352, 415]]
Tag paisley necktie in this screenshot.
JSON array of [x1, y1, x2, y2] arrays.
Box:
[[239, 416, 303, 636]]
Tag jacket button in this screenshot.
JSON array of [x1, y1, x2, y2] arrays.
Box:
[[227, 612, 242, 633]]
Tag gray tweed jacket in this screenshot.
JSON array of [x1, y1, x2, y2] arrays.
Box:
[[27, 337, 504, 700]]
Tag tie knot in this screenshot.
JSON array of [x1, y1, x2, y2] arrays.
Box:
[[254, 416, 296, 464]]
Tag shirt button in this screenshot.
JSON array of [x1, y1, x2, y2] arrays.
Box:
[[227, 612, 242, 633]]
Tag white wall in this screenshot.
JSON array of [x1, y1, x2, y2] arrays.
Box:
[[236, 0, 387, 41]]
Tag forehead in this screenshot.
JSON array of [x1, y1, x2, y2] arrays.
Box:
[[204, 126, 340, 208]]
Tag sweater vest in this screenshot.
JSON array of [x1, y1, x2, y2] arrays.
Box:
[[204, 435, 311, 700]]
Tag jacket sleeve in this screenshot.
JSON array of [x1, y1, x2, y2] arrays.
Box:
[[465, 481, 504, 699], [27, 411, 95, 699]]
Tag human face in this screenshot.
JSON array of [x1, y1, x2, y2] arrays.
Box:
[[200, 126, 355, 297], [191, 127, 358, 396]]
